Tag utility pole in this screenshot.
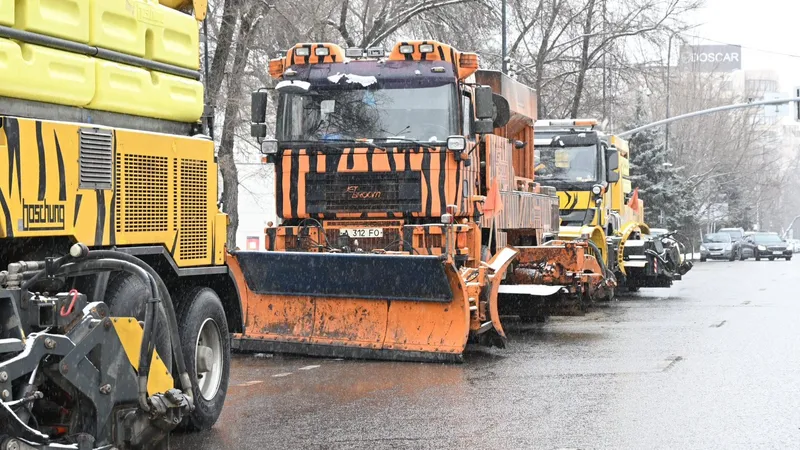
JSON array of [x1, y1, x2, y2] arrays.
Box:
[[501, 0, 507, 74], [601, 0, 607, 120]]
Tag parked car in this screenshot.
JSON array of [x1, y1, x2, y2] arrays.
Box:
[[739, 233, 792, 261], [718, 227, 746, 260], [699, 232, 735, 261]]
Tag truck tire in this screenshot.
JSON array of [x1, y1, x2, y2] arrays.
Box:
[[176, 287, 230, 431], [105, 273, 173, 370]]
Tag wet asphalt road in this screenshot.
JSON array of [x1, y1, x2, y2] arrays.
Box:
[[172, 257, 800, 449]]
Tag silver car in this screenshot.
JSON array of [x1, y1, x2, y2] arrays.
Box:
[[700, 232, 734, 261]]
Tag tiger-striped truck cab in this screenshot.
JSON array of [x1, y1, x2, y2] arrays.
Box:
[[230, 40, 561, 361], [251, 40, 558, 260]]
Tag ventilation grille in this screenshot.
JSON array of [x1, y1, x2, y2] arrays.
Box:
[[79, 129, 113, 190], [178, 158, 209, 260], [305, 172, 422, 213], [115, 154, 169, 232]]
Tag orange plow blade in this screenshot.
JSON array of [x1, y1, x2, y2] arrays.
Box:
[[228, 251, 474, 362]]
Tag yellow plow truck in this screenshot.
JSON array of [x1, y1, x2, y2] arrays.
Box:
[[0, 1, 237, 449], [533, 119, 693, 292]]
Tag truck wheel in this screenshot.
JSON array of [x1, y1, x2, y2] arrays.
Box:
[[105, 273, 172, 370], [176, 287, 230, 431]]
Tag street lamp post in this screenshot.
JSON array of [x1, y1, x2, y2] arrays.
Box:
[[501, 0, 507, 74], [665, 31, 678, 154]]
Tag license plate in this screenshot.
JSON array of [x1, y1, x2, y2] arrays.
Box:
[[773, 251, 782, 255], [341, 228, 383, 238]]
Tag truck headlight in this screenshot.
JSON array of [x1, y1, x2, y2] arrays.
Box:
[[447, 136, 466, 151], [260, 139, 278, 155], [757, 245, 766, 251]]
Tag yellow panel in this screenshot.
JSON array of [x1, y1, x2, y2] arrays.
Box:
[[112, 318, 175, 396], [90, 0, 199, 70], [0, 1, 12, 26], [14, 0, 90, 43], [0, 38, 94, 106], [114, 128, 215, 267], [149, 5, 200, 70], [89, 0, 147, 58], [214, 213, 228, 264], [89, 59, 204, 122]]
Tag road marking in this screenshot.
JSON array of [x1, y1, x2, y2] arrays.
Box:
[[272, 372, 293, 378], [237, 380, 264, 387], [298, 365, 320, 371], [662, 355, 683, 372]]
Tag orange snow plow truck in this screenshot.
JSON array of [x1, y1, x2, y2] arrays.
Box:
[[229, 40, 614, 362]]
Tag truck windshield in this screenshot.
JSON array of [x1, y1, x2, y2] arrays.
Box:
[[535, 145, 599, 183], [277, 84, 457, 143]]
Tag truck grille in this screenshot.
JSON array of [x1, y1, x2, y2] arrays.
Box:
[[306, 172, 421, 214]]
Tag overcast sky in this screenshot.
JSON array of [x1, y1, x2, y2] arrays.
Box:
[[690, 0, 800, 91]]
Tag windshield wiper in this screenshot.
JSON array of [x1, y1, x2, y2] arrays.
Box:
[[372, 136, 438, 150], [289, 139, 386, 151]]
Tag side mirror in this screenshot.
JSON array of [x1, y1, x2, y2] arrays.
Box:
[[606, 147, 620, 182], [251, 91, 269, 140], [474, 119, 494, 134], [606, 148, 619, 171], [474, 86, 494, 120]]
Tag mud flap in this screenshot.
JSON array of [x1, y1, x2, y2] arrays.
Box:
[[228, 252, 471, 362]]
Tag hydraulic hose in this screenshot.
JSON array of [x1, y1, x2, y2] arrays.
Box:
[[583, 239, 611, 282], [55, 258, 158, 412], [79, 250, 193, 405]]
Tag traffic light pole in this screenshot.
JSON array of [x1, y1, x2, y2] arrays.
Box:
[[617, 96, 800, 138]]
